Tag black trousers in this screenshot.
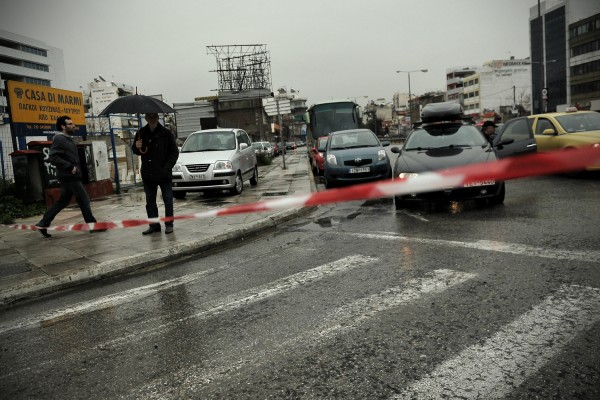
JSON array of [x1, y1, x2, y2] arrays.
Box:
[[37, 180, 97, 227]]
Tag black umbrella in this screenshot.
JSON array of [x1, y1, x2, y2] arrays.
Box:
[[99, 94, 176, 116]]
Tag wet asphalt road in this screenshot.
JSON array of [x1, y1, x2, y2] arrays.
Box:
[[0, 172, 599, 399]]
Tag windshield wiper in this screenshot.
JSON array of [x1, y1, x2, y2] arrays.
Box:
[[406, 147, 435, 151]]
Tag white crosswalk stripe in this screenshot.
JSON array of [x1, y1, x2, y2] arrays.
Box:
[[133, 268, 477, 398], [392, 284, 600, 399]]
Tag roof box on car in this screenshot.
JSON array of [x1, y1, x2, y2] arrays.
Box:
[[420, 102, 463, 124]]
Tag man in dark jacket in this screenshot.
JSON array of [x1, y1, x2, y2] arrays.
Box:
[[132, 113, 179, 235], [36, 115, 104, 237], [482, 120, 497, 144]]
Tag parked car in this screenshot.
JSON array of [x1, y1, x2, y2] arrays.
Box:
[[528, 108, 600, 170], [323, 129, 392, 189], [391, 102, 506, 209], [262, 142, 275, 157], [252, 141, 272, 158], [272, 142, 286, 156], [309, 136, 328, 176], [171, 128, 258, 198], [285, 142, 297, 150]]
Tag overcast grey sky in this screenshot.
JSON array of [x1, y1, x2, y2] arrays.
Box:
[[1, 0, 538, 105]]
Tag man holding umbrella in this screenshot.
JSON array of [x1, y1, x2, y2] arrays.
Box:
[[132, 113, 179, 235]]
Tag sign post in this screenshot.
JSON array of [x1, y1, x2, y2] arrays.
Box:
[[263, 97, 291, 170]]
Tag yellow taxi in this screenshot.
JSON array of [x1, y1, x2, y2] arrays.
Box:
[[529, 107, 600, 170]]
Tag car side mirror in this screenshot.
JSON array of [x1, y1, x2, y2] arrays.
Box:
[[240, 143, 248, 150], [381, 140, 391, 146], [542, 128, 556, 135], [390, 146, 401, 154]]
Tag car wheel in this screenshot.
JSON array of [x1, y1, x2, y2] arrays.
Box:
[[490, 183, 505, 205], [325, 180, 335, 189], [250, 166, 258, 186], [173, 191, 186, 200], [230, 172, 244, 195]]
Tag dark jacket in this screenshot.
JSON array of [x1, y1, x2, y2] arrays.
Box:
[[132, 123, 179, 183], [49, 133, 83, 182]]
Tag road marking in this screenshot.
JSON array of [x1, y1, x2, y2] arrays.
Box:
[[134, 269, 476, 398], [392, 284, 600, 399], [345, 232, 600, 263], [97, 254, 378, 348], [0, 255, 378, 380], [0, 266, 227, 335], [395, 210, 430, 222]]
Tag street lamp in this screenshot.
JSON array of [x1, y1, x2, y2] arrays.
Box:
[[396, 69, 428, 125]]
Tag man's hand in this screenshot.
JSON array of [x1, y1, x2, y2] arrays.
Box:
[[136, 139, 143, 149]]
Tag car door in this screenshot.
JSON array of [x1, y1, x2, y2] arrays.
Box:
[[238, 130, 254, 178], [493, 117, 537, 159]]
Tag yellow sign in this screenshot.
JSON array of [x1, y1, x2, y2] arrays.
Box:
[[7, 81, 85, 126]]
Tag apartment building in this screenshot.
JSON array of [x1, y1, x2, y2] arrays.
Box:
[[0, 29, 66, 117], [529, 0, 600, 113]]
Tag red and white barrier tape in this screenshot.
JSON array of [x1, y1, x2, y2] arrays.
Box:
[[4, 145, 600, 234]]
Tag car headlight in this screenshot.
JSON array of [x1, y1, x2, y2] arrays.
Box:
[[398, 172, 419, 180], [214, 160, 233, 170], [172, 163, 182, 172], [378, 149, 387, 161], [326, 154, 337, 165]]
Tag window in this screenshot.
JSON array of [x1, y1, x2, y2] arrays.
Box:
[[24, 77, 50, 86], [501, 118, 531, 141], [534, 118, 555, 135], [23, 61, 49, 72], [20, 44, 47, 57]]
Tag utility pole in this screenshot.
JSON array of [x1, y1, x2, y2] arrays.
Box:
[[276, 97, 286, 169]]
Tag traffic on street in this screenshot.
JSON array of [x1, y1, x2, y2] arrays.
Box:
[[1, 145, 599, 399]]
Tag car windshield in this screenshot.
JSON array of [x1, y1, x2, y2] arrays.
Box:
[[181, 131, 236, 152], [404, 124, 488, 150], [555, 112, 600, 133], [328, 130, 379, 150]]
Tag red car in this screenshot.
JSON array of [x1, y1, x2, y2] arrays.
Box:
[[309, 136, 328, 176]]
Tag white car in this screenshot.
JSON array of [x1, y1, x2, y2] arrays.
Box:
[[172, 128, 258, 198]]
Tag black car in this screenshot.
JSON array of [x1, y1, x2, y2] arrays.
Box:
[[492, 116, 537, 159], [391, 102, 507, 209]]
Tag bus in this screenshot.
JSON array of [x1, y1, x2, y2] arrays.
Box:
[[305, 100, 363, 149]]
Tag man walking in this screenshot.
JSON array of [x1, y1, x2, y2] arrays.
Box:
[[36, 115, 104, 238], [132, 113, 179, 235]]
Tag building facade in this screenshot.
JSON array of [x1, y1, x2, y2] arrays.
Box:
[[529, 0, 600, 113], [0, 29, 67, 182], [0, 29, 66, 117]]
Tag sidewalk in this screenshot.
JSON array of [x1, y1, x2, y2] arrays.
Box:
[[0, 150, 317, 306]]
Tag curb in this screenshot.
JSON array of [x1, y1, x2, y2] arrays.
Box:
[[0, 206, 316, 306]]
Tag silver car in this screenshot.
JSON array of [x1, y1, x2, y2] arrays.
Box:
[[172, 128, 258, 198]]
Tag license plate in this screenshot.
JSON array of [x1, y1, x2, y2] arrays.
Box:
[[349, 167, 370, 173], [464, 179, 495, 187], [189, 174, 205, 180]]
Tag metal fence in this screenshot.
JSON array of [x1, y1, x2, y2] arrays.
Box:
[[0, 116, 144, 192]]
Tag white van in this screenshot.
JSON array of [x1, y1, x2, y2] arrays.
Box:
[[171, 128, 258, 198]]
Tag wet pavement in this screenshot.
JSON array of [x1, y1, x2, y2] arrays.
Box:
[[0, 150, 316, 306]]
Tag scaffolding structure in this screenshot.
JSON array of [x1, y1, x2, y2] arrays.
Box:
[[207, 44, 272, 92]]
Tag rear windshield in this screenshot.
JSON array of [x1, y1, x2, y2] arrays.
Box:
[[404, 124, 488, 150]]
